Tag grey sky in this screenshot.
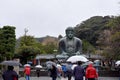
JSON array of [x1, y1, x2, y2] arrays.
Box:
[[0, 0, 119, 38]]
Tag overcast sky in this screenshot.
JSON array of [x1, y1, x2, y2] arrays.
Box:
[[0, 0, 119, 38]]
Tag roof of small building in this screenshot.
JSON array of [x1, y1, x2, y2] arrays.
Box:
[[35, 54, 56, 59]]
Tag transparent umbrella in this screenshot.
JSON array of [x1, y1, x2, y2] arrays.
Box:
[[115, 60, 120, 66], [81, 61, 93, 68], [24, 64, 31, 67], [35, 65, 42, 69], [46, 61, 56, 66], [66, 55, 89, 63], [0, 60, 22, 66], [46, 61, 56, 69]]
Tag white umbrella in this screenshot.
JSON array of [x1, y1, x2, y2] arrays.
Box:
[[35, 65, 42, 68], [24, 64, 31, 67], [115, 60, 120, 66], [66, 55, 89, 63]]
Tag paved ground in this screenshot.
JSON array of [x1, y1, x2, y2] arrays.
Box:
[[18, 76, 119, 80]]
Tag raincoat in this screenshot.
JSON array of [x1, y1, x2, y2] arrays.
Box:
[[24, 66, 31, 75], [85, 64, 98, 79]]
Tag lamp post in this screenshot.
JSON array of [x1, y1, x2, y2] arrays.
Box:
[[24, 28, 28, 46], [24, 28, 28, 36]]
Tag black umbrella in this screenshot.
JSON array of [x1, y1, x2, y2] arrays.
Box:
[[0, 60, 22, 66]]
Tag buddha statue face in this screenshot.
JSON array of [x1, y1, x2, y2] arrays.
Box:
[[65, 27, 74, 39]]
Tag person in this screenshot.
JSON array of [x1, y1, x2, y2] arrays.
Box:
[[94, 60, 100, 72], [24, 66, 31, 80], [36, 69, 40, 77], [73, 61, 85, 80], [62, 64, 67, 78], [118, 65, 120, 80], [66, 62, 73, 80], [49, 64, 58, 80], [85, 63, 98, 80], [56, 64, 62, 79], [2, 66, 18, 80], [59, 27, 82, 56]]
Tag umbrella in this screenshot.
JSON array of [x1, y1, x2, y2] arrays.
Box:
[[0, 60, 22, 66], [81, 61, 93, 68], [46, 61, 56, 66], [94, 60, 100, 63], [35, 65, 42, 69], [24, 64, 31, 67], [46, 61, 56, 69], [115, 60, 120, 66], [56, 54, 69, 59], [66, 55, 89, 63]]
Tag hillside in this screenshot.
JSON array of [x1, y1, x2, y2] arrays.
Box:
[[35, 35, 58, 45]]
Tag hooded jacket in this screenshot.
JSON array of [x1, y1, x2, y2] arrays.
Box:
[[24, 66, 31, 75], [86, 64, 98, 78]]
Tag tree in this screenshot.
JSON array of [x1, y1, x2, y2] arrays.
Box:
[[110, 32, 120, 59], [15, 35, 40, 64], [82, 40, 95, 55], [98, 16, 120, 60], [107, 16, 120, 59], [0, 28, 4, 61], [0, 26, 16, 60], [43, 42, 58, 54], [74, 16, 112, 46]]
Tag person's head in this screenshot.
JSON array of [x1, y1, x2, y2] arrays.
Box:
[[8, 66, 14, 70], [88, 63, 93, 67], [65, 27, 74, 39], [51, 64, 56, 69], [77, 61, 82, 66]]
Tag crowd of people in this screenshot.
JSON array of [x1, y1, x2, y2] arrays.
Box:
[[48, 61, 98, 80], [1, 60, 98, 80]]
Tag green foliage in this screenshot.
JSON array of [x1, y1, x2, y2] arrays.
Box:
[[82, 39, 95, 54], [20, 36, 36, 46], [0, 26, 16, 60], [16, 35, 58, 63], [74, 16, 112, 46], [16, 45, 40, 64], [15, 35, 40, 63], [102, 16, 120, 60], [74, 15, 120, 60], [106, 16, 120, 30], [110, 32, 120, 59], [43, 43, 58, 54], [35, 36, 58, 54]]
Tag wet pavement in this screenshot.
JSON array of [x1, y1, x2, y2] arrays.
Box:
[[18, 76, 119, 80]]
